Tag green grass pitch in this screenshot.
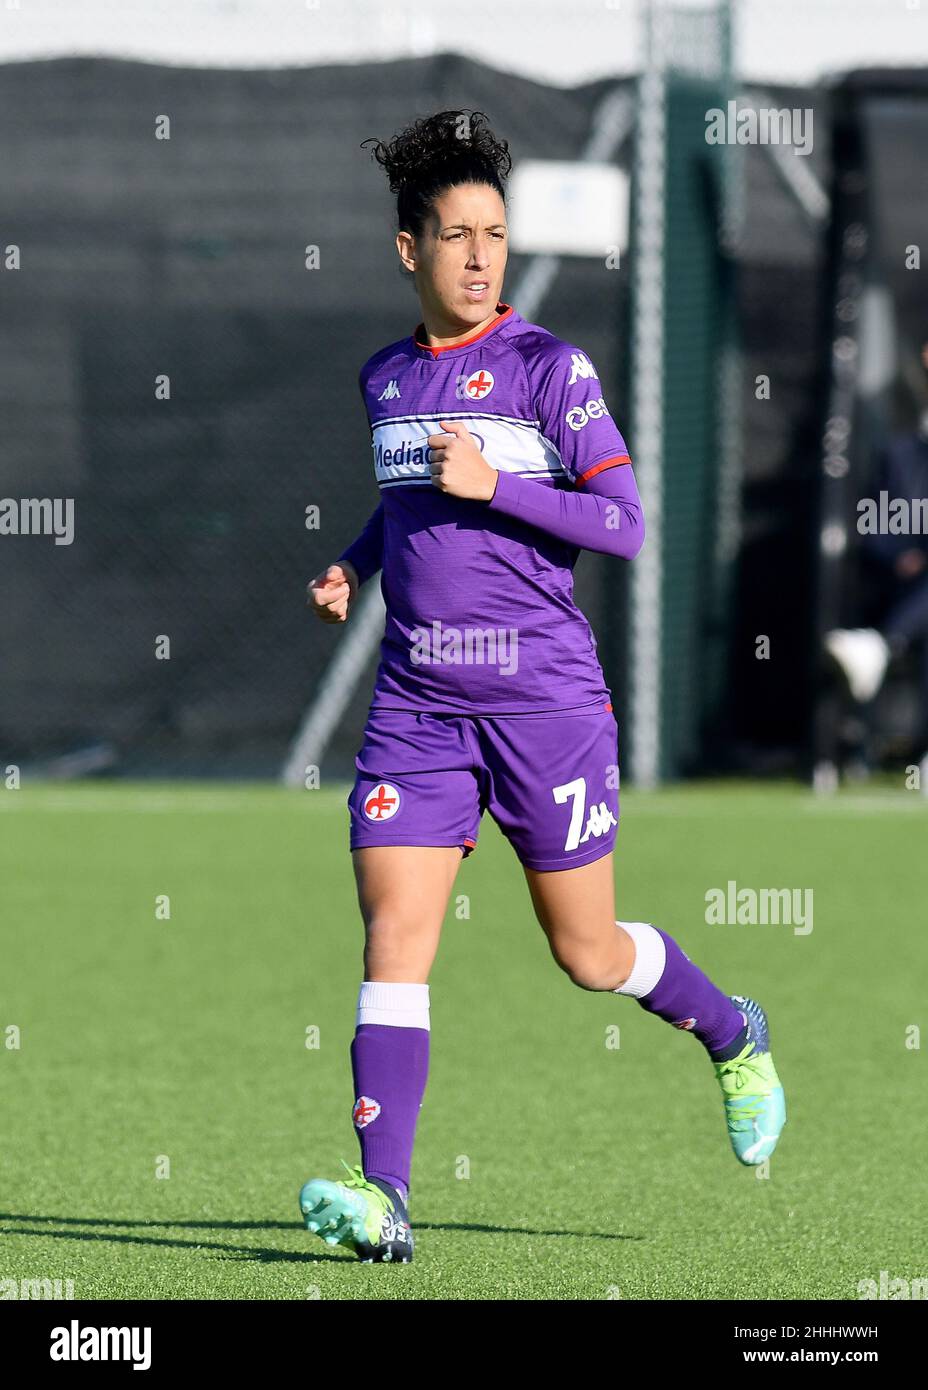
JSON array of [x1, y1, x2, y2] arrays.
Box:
[[1, 780, 925, 1300]]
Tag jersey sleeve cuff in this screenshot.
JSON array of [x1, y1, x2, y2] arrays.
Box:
[[575, 453, 631, 486], [486, 468, 526, 515]]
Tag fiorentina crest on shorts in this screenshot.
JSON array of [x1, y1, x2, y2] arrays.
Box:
[[362, 783, 401, 821], [353, 1096, 381, 1129]]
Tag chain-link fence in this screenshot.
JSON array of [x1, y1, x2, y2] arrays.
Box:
[[1, 45, 906, 781]]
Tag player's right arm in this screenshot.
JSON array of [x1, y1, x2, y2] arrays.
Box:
[[309, 363, 385, 624], [307, 501, 384, 624]]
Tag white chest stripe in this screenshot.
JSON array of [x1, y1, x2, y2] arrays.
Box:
[[371, 414, 567, 488]]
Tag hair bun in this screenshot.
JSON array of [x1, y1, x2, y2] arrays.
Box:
[[361, 110, 512, 196]]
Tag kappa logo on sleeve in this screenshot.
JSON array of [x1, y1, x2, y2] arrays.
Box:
[[567, 351, 599, 385]]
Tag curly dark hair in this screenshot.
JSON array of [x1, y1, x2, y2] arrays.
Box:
[[360, 109, 512, 240]]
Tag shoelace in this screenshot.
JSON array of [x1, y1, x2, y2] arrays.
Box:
[[715, 1043, 771, 1122], [337, 1159, 393, 1220]]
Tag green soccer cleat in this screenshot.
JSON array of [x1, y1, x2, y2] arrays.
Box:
[[713, 996, 786, 1166], [298, 1159, 414, 1263]]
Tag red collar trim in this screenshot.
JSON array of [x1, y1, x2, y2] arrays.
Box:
[[413, 302, 514, 357]]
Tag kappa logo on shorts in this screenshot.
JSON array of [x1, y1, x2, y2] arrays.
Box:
[[362, 783, 401, 821], [352, 1096, 381, 1129], [553, 777, 618, 852], [579, 801, 617, 844]]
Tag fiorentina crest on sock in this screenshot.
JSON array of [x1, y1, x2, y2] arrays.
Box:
[[353, 1095, 381, 1129]]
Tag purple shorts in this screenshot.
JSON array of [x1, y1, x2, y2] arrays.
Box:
[[348, 703, 620, 872]]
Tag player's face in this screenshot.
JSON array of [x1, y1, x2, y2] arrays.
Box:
[[398, 182, 508, 333]]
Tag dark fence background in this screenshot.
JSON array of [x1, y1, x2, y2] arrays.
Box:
[[812, 71, 928, 771], [0, 55, 868, 779]]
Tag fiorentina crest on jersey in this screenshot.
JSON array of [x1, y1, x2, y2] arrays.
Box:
[[353, 1096, 381, 1129], [462, 368, 494, 401], [674, 1017, 698, 1031]]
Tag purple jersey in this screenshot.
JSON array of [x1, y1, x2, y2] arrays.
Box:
[[354, 301, 634, 715]]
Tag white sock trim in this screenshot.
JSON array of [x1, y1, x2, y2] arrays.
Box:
[[357, 981, 430, 1030], [612, 921, 666, 998]]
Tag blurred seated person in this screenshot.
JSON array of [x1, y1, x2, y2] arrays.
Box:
[[826, 341, 928, 743]]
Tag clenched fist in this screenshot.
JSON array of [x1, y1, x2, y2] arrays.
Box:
[[307, 561, 359, 624], [427, 419, 498, 501]]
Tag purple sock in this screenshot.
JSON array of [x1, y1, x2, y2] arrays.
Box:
[[350, 1023, 429, 1203], [635, 927, 747, 1057]]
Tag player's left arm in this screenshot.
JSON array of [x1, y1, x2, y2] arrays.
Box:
[[427, 345, 644, 559], [486, 454, 644, 559]]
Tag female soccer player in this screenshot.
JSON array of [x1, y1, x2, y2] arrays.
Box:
[[300, 111, 785, 1263]]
